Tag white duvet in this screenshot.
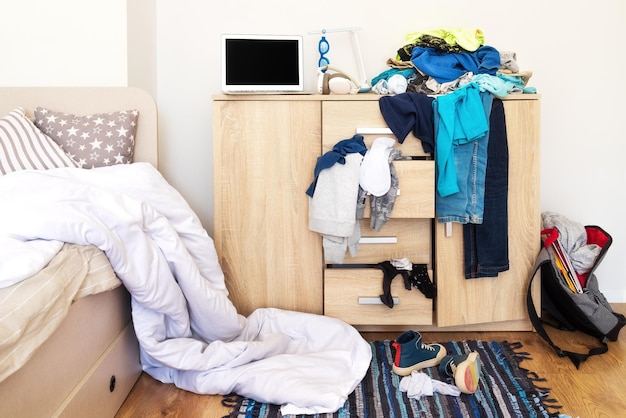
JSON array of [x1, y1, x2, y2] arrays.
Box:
[[0, 163, 371, 415]]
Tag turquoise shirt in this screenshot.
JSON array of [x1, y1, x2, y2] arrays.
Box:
[[434, 82, 489, 197]]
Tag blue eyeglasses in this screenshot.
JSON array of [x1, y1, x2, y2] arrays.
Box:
[[318, 31, 330, 68]]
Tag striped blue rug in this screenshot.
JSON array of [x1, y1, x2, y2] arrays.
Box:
[[223, 340, 561, 418]]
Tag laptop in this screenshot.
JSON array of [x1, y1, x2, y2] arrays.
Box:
[[221, 34, 306, 94]]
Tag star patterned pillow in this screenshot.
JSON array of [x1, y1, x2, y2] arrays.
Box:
[[34, 107, 139, 168]]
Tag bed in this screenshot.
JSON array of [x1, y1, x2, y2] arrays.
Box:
[[0, 87, 373, 417], [0, 87, 157, 417]]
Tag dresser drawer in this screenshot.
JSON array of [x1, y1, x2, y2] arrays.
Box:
[[322, 101, 430, 157], [328, 218, 432, 265], [324, 268, 433, 325], [361, 159, 434, 219]]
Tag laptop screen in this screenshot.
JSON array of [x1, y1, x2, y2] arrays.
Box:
[[221, 34, 304, 93]]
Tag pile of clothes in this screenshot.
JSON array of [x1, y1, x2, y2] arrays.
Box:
[[371, 28, 535, 98], [369, 28, 532, 279]]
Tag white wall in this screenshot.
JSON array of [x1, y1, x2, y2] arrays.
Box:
[[2, 0, 625, 302], [0, 0, 127, 86]]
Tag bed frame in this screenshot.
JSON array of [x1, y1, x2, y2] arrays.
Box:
[[0, 87, 157, 417]]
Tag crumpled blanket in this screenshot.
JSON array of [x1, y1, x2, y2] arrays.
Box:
[[0, 163, 372, 415], [542, 211, 601, 274]]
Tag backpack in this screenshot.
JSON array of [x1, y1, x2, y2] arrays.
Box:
[[526, 224, 626, 368]]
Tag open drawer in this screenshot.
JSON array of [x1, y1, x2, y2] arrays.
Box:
[[322, 100, 431, 157], [361, 159, 434, 219], [324, 267, 433, 326], [329, 218, 432, 265]]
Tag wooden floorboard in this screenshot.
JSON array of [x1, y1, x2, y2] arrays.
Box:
[[116, 304, 626, 418]]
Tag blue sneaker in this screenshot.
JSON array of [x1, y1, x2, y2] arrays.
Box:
[[391, 330, 447, 376], [439, 352, 481, 394]]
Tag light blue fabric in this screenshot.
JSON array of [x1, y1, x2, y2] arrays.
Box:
[[434, 87, 493, 224], [472, 73, 538, 97], [497, 73, 537, 94], [370, 67, 416, 87], [472, 74, 513, 98], [434, 82, 489, 197]]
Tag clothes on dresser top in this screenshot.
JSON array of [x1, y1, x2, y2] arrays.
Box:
[[402, 28, 485, 56], [405, 71, 430, 94], [380, 28, 535, 100], [498, 50, 519, 73], [386, 57, 417, 70], [410, 71, 474, 96], [371, 67, 417, 88], [472, 73, 538, 98], [402, 66, 534, 98], [308, 135, 367, 264], [305, 134, 367, 197], [379, 92, 435, 153], [496, 73, 537, 94], [372, 74, 408, 95], [399, 34, 473, 58], [472, 74, 517, 98], [410, 45, 501, 84], [464, 98, 510, 278]]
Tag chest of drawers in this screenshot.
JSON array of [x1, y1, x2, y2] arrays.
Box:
[[212, 94, 541, 331]]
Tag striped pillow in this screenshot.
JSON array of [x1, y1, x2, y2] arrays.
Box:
[[0, 108, 79, 175]]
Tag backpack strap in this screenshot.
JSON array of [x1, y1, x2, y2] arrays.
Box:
[[526, 247, 608, 369]]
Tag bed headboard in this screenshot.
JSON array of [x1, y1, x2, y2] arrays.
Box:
[[0, 87, 158, 167]]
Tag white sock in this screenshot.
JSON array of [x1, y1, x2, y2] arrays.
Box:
[[387, 74, 408, 94], [400, 371, 461, 399], [359, 137, 396, 197]]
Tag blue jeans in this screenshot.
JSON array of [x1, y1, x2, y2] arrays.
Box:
[[464, 99, 509, 278], [435, 91, 493, 223]]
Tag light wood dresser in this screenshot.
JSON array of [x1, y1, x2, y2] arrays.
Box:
[[212, 93, 540, 332]]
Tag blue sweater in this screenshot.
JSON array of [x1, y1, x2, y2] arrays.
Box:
[[306, 134, 367, 197], [410, 45, 501, 83]]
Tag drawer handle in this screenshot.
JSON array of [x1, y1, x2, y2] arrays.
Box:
[[356, 127, 393, 135], [358, 297, 399, 305], [358, 236, 398, 244]]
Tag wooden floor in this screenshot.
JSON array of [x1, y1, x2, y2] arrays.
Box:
[[116, 304, 626, 418]]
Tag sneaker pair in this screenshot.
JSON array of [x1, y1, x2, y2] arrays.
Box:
[[392, 330, 481, 394]]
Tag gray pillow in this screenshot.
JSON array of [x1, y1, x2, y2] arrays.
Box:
[[34, 107, 139, 168]]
